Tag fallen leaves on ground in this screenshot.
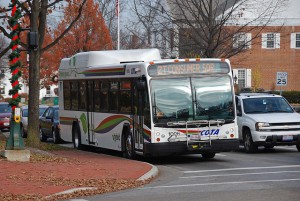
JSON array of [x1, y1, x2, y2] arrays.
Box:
[[0, 135, 150, 201], [1, 179, 147, 201]]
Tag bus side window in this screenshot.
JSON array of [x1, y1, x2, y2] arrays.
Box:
[[94, 81, 100, 112], [120, 80, 131, 114], [100, 82, 109, 112], [71, 81, 79, 111], [63, 81, 71, 110], [79, 81, 87, 111], [110, 81, 119, 112]]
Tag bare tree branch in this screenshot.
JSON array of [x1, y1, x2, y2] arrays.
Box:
[[42, 0, 87, 53]]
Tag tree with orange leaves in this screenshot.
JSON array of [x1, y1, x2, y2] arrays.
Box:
[[20, 0, 113, 89], [51, 0, 113, 68]]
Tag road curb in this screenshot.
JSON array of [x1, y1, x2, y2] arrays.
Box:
[[137, 162, 159, 181], [45, 162, 158, 199]]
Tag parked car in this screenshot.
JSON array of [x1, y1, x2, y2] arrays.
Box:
[[0, 102, 12, 131], [236, 93, 300, 152], [39, 105, 61, 143], [20, 105, 49, 138]]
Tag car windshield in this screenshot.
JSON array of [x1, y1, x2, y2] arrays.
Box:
[[150, 76, 234, 124], [0, 104, 12, 113], [243, 97, 294, 114]]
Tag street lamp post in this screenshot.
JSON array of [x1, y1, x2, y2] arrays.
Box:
[[234, 75, 238, 84]]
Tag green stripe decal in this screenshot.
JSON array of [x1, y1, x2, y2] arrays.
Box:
[[93, 115, 132, 133]]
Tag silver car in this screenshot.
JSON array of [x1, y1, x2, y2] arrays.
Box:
[[20, 105, 49, 138]]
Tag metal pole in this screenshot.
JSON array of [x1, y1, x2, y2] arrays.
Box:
[[280, 85, 282, 96], [117, 0, 120, 50]]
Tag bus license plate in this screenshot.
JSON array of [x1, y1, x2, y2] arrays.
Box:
[[282, 135, 293, 141], [189, 135, 200, 140]]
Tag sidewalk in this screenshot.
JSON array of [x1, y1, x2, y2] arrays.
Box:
[[0, 143, 158, 201]]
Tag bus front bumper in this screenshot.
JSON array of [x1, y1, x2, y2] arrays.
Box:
[[143, 139, 239, 157]]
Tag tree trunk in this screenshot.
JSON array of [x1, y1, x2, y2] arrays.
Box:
[[26, 0, 41, 147]]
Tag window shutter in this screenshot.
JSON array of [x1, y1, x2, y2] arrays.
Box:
[[233, 34, 238, 48], [246, 33, 252, 49], [275, 33, 280, 49], [290, 33, 296, 49], [262, 33, 267, 48], [246, 69, 252, 88]]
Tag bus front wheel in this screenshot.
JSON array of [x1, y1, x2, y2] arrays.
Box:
[[72, 123, 82, 150], [123, 132, 135, 159]]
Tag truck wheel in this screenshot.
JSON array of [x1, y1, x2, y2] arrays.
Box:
[[296, 144, 300, 152], [201, 152, 216, 159], [244, 129, 258, 153]]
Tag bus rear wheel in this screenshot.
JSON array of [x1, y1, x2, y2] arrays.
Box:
[[123, 132, 135, 159], [72, 123, 82, 150]]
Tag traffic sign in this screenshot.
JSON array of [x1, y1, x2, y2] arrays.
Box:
[[276, 72, 288, 86]]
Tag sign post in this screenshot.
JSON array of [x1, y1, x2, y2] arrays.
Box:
[[276, 72, 288, 96]]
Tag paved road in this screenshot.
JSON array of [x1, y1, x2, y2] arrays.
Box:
[[70, 146, 300, 201]]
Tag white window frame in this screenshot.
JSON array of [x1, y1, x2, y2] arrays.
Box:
[[291, 33, 300, 49], [233, 33, 252, 49], [232, 68, 252, 88], [262, 33, 280, 49]]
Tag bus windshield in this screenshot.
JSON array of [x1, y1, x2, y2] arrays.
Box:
[[150, 76, 234, 124]]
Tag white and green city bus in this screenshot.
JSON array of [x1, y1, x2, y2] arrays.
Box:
[[58, 49, 239, 159]]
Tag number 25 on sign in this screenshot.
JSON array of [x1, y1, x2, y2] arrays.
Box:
[[276, 72, 287, 86]]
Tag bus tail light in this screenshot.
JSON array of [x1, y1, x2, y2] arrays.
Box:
[[156, 138, 160, 142]]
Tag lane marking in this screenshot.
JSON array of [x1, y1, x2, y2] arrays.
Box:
[[183, 165, 300, 174], [216, 153, 226, 157], [179, 170, 300, 179], [276, 146, 297, 150], [139, 178, 300, 190]]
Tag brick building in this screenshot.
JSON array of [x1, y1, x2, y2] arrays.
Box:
[[229, 0, 300, 91]]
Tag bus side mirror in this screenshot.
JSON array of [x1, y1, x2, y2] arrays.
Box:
[[136, 80, 146, 91]]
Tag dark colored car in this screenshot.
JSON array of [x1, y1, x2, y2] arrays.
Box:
[[39, 105, 61, 143], [0, 102, 12, 131], [20, 105, 48, 138]]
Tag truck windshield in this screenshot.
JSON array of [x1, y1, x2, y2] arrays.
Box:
[[243, 97, 294, 114], [150, 76, 234, 124]]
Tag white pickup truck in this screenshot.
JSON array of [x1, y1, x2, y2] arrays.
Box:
[[235, 93, 300, 153]]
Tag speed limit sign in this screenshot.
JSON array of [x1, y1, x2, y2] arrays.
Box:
[[276, 72, 288, 86]]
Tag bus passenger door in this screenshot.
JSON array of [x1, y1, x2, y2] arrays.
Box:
[[87, 81, 95, 144], [133, 80, 145, 151]]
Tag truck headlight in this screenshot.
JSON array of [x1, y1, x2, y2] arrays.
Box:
[[255, 122, 270, 131]]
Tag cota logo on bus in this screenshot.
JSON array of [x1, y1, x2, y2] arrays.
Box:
[[200, 129, 220, 136]]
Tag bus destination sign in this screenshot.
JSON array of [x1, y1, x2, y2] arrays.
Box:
[[148, 61, 229, 77]]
